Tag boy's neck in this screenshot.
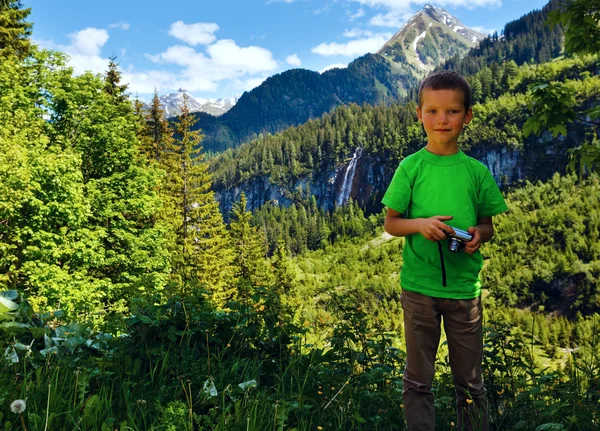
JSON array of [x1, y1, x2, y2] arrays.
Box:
[[425, 142, 460, 156]]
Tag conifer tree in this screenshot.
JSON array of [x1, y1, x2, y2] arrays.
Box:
[[229, 192, 270, 298], [0, 0, 31, 59], [172, 95, 234, 300], [104, 56, 129, 109]]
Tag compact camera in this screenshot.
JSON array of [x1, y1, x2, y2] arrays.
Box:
[[442, 226, 473, 253]]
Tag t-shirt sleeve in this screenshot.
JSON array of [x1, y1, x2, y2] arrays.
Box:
[[382, 165, 412, 213], [478, 169, 508, 218]]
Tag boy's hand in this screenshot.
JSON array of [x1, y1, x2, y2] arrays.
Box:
[[418, 216, 454, 242], [464, 227, 482, 254]]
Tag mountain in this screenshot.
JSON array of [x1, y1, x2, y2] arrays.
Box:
[[142, 89, 240, 117], [191, 5, 485, 154], [378, 4, 485, 73], [208, 0, 579, 218]]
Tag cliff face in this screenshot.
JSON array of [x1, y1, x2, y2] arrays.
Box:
[[215, 143, 539, 218]]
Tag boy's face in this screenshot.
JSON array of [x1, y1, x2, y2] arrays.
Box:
[[417, 89, 472, 149]]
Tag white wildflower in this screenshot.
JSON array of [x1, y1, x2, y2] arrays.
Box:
[[10, 399, 26, 414]]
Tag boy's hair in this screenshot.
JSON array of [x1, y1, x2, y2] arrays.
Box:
[[418, 70, 471, 112]]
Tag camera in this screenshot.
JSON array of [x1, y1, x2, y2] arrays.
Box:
[[442, 226, 473, 253]]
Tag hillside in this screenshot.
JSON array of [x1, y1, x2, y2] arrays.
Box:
[[191, 5, 487, 154], [209, 55, 600, 218]]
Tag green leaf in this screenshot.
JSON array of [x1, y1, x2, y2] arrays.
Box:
[[536, 424, 565, 431]]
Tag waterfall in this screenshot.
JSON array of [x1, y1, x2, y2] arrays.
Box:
[[336, 147, 362, 207]]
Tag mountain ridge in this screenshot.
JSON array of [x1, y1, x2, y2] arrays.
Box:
[[140, 89, 240, 117], [189, 5, 482, 154]]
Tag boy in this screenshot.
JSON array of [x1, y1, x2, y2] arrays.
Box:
[[382, 70, 508, 431]]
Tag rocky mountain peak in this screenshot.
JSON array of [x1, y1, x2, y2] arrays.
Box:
[[138, 91, 240, 118], [377, 5, 485, 73]]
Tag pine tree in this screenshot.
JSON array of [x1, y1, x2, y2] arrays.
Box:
[[171, 95, 234, 301], [0, 0, 32, 59]]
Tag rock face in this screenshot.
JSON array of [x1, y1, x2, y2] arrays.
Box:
[[214, 137, 577, 218]]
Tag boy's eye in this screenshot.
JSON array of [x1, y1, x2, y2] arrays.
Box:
[[427, 110, 436, 114]]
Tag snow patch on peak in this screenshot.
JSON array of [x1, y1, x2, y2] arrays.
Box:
[[413, 31, 427, 69]]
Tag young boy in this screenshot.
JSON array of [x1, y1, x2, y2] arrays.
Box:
[[382, 70, 508, 431]]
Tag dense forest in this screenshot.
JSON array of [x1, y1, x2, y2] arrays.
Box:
[[209, 54, 600, 215], [189, 54, 403, 155], [1, 0, 599, 429]]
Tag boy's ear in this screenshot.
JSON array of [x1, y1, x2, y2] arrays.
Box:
[[416, 106, 423, 122], [464, 107, 473, 125]]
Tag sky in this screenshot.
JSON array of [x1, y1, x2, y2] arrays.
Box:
[[25, 0, 550, 102]]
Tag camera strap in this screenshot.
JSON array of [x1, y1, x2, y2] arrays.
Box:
[[437, 242, 447, 287]]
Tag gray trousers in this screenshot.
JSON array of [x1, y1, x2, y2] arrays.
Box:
[[400, 289, 489, 431]]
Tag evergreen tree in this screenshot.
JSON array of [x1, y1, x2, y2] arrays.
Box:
[[104, 56, 129, 104], [0, 0, 31, 59], [229, 193, 270, 298], [172, 95, 234, 301]]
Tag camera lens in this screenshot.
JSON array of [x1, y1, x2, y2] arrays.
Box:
[[448, 238, 461, 253]]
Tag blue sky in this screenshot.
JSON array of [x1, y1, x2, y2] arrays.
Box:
[[25, 0, 550, 101]]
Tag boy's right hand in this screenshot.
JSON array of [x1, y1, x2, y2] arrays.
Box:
[[418, 216, 454, 242]]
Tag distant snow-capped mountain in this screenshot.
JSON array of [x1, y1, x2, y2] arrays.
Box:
[[143, 89, 240, 117]]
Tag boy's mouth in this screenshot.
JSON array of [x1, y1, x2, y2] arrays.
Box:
[[434, 129, 452, 132]]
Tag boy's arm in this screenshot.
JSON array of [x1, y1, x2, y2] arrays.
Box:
[[384, 208, 454, 242], [465, 216, 494, 254]]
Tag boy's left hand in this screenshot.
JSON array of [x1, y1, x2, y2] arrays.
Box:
[[464, 227, 481, 254]]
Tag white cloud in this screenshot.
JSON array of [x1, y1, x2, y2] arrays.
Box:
[[471, 26, 496, 36], [343, 28, 374, 38], [229, 76, 268, 92], [135, 39, 278, 95], [207, 40, 277, 72], [69, 28, 109, 56], [169, 21, 219, 46], [349, 8, 365, 20], [320, 63, 348, 73], [286, 54, 302, 66], [369, 10, 414, 27], [34, 28, 111, 75], [266, 0, 295, 4], [109, 21, 130, 30], [312, 33, 391, 57]]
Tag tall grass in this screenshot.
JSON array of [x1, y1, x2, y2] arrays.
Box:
[[1, 290, 598, 430]]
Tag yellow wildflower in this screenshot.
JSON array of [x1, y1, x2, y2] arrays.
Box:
[[466, 399, 473, 404], [497, 388, 504, 395]]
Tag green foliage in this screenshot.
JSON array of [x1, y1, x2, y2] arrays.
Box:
[[0, 0, 32, 59], [548, 0, 600, 56], [524, 82, 577, 137], [170, 97, 235, 301], [483, 174, 600, 315], [525, 0, 600, 171]]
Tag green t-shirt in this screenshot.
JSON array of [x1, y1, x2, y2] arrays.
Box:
[[382, 147, 508, 299]]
